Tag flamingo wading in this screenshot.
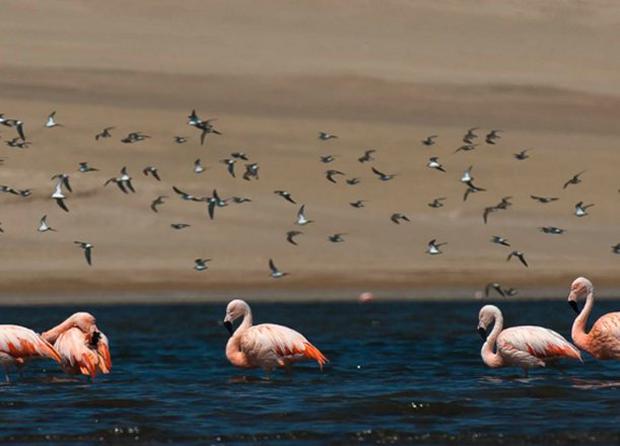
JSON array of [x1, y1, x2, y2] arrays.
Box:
[[42, 312, 111, 378], [0, 325, 62, 382], [477, 305, 581, 375], [568, 277, 620, 359], [223, 299, 328, 374]]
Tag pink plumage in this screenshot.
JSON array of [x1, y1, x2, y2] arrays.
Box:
[[568, 277, 620, 359], [477, 305, 581, 374], [42, 312, 112, 378], [0, 325, 62, 381], [223, 299, 328, 374]]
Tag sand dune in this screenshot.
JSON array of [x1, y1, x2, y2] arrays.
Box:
[[1, 1, 619, 302]]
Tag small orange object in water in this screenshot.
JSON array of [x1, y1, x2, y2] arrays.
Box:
[[358, 292, 374, 303]]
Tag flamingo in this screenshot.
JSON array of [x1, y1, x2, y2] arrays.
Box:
[[477, 305, 581, 375], [42, 312, 111, 378], [0, 325, 62, 382], [223, 299, 328, 375], [568, 277, 620, 359]]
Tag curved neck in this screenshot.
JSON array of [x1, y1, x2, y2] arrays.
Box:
[[481, 310, 504, 368], [41, 318, 74, 343], [572, 291, 594, 349], [225, 307, 253, 367]]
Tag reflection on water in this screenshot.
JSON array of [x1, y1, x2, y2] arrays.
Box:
[[0, 301, 619, 445]]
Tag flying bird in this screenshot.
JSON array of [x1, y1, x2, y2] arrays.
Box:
[[371, 167, 395, 181], [74, 241, 93, 266], [346, 177, 360, 186], [485, 129, 502, 144], [328, 233, 346, 243], [358, 149, 376, 163], [194, 258, 211, 272], [428, 197, 446, 208], [318, 132, 337, 141], [275, 190, 296, 204], [514, 150, 530, 160], [174, 136, 188, 144], [320, 154, 336, 164], [325, 170, 345, 183], [507, 250, 528, 267], [390, 213, 410, 224], [574, 201, 594, 217], [171, 223, 191, 230], [268, 259, 288, 278], [421, 135, 437, 146], [350, 200, 367, 208], [490, 236, 510, 247], [45, 111, 62, 128], [220, 159, 236, 178], [427, 157, 445, 172], [243, 163, 259, 181], [530, 195, 559, 204], [194, 159, 205, 174], [463, 127, 478, 144], [150, 195, 167, 213], [172, 186, 204, 202], [563, 171, 586, 189], [426, 239, 446, 255], [143, 166, 161, 181], [539, 226, 566, 235], [295, 205, 313, 225], [95, 127, 114, 140], [231, 152, 249, 161], [286, 230, 303, 245], [37, 215, 57, 232], [78, 162, 98, 173], [454, 143, 478, 153], [485, 283, 506, 298]]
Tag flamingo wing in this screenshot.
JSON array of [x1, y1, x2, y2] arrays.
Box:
[[0, 325, 61, 363], [96, 332, 112, 373], [241, 324, 328, 370], [499, 326, 582, 365], [54, 328, 110, 377], [590, 313, 620, 357]]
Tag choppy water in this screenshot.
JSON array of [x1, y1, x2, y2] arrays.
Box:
[[1, 301, 620, 445]]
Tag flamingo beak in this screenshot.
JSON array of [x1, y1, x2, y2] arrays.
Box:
[[224, 321, 233, 335], [477, 326, 487, 340], [568, 299, 580, 314]]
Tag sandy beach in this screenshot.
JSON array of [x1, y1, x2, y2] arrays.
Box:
[[1, 1, 620, 303]]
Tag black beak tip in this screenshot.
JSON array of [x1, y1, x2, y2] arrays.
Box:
[[569, 300, 580, 314], [224, 321, 233, 335], [477, 327, 487, 341]]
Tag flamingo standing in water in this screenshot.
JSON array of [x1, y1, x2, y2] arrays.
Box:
[[0, 325, 62, 382], [223, 299, 328, 375], [42, 312, 111, 378], [567, 277, 620, 359], [477, 305, 581, 376]]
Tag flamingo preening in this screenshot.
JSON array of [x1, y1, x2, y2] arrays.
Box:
[[42, 312, 111, 378], [477, 305, 581, 376], [0, 325, 62, 382], [223, 299, 328, 375], [568, 277, 620, 360]]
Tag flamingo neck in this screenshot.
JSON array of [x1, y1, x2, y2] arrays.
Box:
[[572, 291, 594, 350], [481, 310, 504, 368], [41, 318, 74, 343], [225, 307, 253, 367]]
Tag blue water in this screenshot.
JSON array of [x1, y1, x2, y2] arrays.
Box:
[[1, 301, 619, 445]]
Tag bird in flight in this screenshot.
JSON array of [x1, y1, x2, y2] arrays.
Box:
[[391, 213, 410, 224], [295, 205, 313, 225], [194, 258, 211, 272], [371, 167, 395, 181], [490, 235, 510, 247], [143, 166, 161, 181], [74, 241, 93, 266], [274, 190, 296, 204], [421, 135, 437, 146], [358, 149, 376, 163], [574, 201, 594, 217], [507, 251, 528, 267], [78, 162, 98, 173], [318, 131, 337, 141], [563, 171, 586, 189], [530, 195, 559, 204], [269, 258, 288, 278], [37, 215, 57, 233], [539, 226, 566, 235], [286, 231, 303, 246], [95, 127, 114, 140], [514, 149, 530, 160], [45, 111, 63, 128], [325, 170, 345, 183], [427, 157, 446, 172], [428, 197, 446, 208], [426, 239, 446, 255], [150, 195, 167, 213]]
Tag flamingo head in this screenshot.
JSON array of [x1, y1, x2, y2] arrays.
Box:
[[66, 312, 98, 334], [477, 305, 500, 340], [568, 277, 593, 314], [223, 299, 250, 335]]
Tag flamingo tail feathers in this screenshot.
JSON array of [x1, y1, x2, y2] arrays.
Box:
[[303, 342, 328, 370]]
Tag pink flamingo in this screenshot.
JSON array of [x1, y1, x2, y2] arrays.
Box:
[[568, 276, 620, 359], [42, 312, 111, 378], [223, 299, 328, 374], [0, 325, 62, 382], [477, 304, 581, 375]]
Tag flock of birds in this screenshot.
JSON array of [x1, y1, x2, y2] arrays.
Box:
[[0, 276, 618, 380], [0, 110, 613, 290]]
